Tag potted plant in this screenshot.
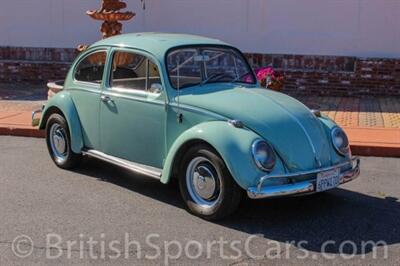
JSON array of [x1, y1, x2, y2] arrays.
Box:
[[254, 67, 284, 92]]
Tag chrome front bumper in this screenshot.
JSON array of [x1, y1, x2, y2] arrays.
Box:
[[247, 157, 360, 199]]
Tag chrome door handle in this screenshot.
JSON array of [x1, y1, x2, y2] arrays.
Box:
[[100, 94, 113, 103]]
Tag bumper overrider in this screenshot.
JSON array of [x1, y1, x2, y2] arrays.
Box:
[[247, 157, 360, 199]]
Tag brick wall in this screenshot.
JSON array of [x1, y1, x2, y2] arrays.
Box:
[[0, 46, 399, 96], [245, 54, 400, 96], [0, 47, 77, 84]]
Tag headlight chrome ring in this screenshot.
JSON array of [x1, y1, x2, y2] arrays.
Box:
[[251, 139, 276, 172], [331, 127, 350, 156]]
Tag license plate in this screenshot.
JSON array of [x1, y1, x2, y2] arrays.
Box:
[[316, 168, 340, 192]]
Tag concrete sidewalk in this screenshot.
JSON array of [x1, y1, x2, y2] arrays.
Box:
[[0, 101, 45, 138], [0, 89, 399, 156]]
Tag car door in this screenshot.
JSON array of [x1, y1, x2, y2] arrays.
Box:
[[99, 48, 166, 168], [69, 49, 108, 149]]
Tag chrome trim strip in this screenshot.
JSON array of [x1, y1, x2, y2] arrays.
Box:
[[102, 91, 165, 106], [68, 87, 101, 94], [109, 87, 162, 96], [257, 157, 360, 192], [83, 150, 162, 179], [248, 157, 360, 199], [73, 80, 102, 88], [68, 87, 165, 106]]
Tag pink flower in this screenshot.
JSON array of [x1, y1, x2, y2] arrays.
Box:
[[255, 67, 275, 80], [253, 66, 285, 90]]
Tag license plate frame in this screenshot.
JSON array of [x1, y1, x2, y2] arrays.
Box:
[[316, 168, 340, 192]]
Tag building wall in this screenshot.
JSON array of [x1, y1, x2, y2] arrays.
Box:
[[0, 0, 399, 58], [0, 1, 399, 96]]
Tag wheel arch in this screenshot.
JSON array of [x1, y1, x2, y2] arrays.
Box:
[[39, 91, 84, 154], [161, 121, 264, 189], [39, 106, 64, 129], [168, 139, 219, 182]]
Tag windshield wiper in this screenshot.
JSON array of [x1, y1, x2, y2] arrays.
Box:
[[201, 72, 227, 85]]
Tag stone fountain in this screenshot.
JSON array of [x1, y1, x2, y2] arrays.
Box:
[[87, 0, 136, 39], [48, 1, 136, 99]]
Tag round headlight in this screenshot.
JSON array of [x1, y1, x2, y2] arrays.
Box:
[[251, 140, 276, 172], [331, 127, 350, 155]]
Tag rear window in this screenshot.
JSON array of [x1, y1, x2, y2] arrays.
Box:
[[75, 51, 107, 84]]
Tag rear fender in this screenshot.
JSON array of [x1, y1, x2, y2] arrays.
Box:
[[39, 91, 84, 153]]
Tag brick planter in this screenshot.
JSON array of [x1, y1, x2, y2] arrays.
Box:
[[47, 80, 64, 99]]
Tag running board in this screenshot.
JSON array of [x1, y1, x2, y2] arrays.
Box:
[[83, 150, 162, 180]]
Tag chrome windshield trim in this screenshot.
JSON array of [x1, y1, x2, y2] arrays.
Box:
[[257, 157, 360, 192]]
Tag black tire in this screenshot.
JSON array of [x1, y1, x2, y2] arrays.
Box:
[[45, 113, 81, 169], [179, 144, 242, 220]]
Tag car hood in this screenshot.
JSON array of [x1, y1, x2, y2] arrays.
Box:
[[178, 85, 333, 171]]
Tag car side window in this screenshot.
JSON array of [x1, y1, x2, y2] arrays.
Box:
[[111, 51, 161, 92], [75, 51, 107, 84]]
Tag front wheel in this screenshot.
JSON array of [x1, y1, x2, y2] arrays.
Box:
[[45, 113, 81, 169], [179, 144, 242, 220]]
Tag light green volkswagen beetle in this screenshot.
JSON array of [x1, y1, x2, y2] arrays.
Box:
[[37, 33, 360, 220]]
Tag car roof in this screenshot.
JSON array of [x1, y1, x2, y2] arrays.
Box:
[[90, 32, 230, 60]]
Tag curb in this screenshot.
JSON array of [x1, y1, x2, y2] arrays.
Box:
[[350, 144, 400, 158], [0, 127, 45, 138]]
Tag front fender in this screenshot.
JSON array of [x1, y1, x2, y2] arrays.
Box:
[[39, 91, 84, 154], [161, 121, 269, 189], [318, 115, 352, 164]]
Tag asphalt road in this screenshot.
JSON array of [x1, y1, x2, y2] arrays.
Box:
[[0, 136, 399, 265]]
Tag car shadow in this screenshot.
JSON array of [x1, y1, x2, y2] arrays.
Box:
[[75, 156, 400, 255], [225, 190, 399, 254], [75, 157, 184, 208]]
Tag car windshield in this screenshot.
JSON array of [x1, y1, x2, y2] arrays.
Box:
[[167, 46, 256, 89]]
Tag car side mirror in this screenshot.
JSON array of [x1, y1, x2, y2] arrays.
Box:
[[149, 83, 163, 94]]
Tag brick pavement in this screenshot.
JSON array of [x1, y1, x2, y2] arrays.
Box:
[[297, 96, 400, 129]]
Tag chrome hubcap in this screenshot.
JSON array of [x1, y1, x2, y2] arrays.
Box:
[[186, 157, 221, 207], [49, 123, 67, 163]]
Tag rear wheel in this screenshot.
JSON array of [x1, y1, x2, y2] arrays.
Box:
[[46, 113, 81, 169], [179, 144, 242, 220]]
